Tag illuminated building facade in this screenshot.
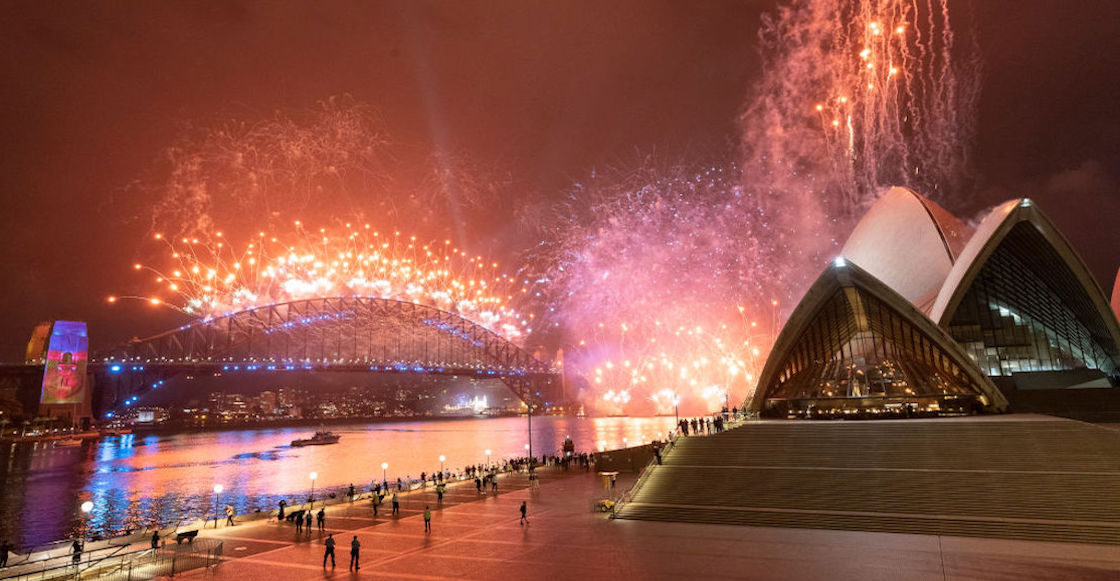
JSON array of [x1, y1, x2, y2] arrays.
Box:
[[751, 259, 1007, 417], [930, 200, 1120, 388], [750, 190, 1120, 417]]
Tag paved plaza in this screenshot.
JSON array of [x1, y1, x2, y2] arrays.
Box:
[[176, 467, 1120, 581]]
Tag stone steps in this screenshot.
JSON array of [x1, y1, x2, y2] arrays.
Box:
[[616, 418, 1120, 544]]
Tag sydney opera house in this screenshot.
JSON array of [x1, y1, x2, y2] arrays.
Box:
[[750, 188, 1120, 418]]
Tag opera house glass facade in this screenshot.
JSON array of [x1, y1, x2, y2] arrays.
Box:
[[944, 221, 1120, 381], [754, 260, 1006, 419], [751, 188, 1120, 418]]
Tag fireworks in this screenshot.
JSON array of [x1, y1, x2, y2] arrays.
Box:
[[523, 0, 978, 413], [113, 0, 981, 416], [524, 164, 780, 414], [737, 0, 979, 299], [114, 222, 532, 339]]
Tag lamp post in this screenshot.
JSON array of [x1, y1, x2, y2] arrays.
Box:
[[485, 449, 491, 468], [526, 397, 533, 464], [673, 394, 680, 426], [212, 485, 223, 528], [308, 472, 318, 509], [80, 501, 93, 550], [439, 455, 445, 474], [381, 462, 388, 485]]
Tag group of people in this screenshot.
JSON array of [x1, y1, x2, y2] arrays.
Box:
[[677, 414, 728, 436], [320, 499, 530, 569], [321, 533, 363, 570], [285, 506, 327, 535]]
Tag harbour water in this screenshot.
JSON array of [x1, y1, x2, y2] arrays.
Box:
[[0, 415, 678, 547]]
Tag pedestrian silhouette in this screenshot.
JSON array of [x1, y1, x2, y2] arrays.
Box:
[[423, 506, 432, 533], [349, 535, 360, 570], [322, 534, 335, 567], [520, 501, 528, 525]]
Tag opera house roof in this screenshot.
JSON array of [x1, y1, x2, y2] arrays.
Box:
[[1113, 268, 1120, 319], [841, 187, 972, 313], [751, 189, 1120, 416]]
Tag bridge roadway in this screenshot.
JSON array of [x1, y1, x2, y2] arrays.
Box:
[[2, 449, 1117, 579]]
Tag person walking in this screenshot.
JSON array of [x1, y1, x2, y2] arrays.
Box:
[[391, 492, 400, 516], [519, 501, 528, 525], [347, 484, 355, 503], [348, 535, 360, 570], [491, 476, 498, 493], [322, 533, 336, 568], [372, 491, 380, 516], [150, 530, 160, 550], [71, 540, 82, 565], [317, 507, 325, 532], [423, 506, 431, 533], [0, 539, 10, 567], [225, 505, 235, 527], [295, 510, 303, 534], [436, 483, 444, 505], [304, 511, 313, 536], [277, 500, 286, 522]]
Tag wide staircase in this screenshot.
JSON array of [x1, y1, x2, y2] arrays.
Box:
[[616, 416, 1120, 544]]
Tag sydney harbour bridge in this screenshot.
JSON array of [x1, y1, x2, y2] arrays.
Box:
[[13, 296, 562, 420]]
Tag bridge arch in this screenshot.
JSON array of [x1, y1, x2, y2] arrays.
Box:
[[99, 297, 556, 403]]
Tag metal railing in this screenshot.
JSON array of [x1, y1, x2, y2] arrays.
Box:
[[0, 540, 222, 581], [610, 431, 679, 518]]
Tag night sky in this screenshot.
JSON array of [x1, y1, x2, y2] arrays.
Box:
[[1, 0, 1118, 360]]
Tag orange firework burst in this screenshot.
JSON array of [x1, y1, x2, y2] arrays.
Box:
[[115, 222, 533, 339]]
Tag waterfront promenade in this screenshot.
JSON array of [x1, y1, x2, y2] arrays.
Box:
[[3, 437, 1119, 580], [170, 465, 1119, 580]]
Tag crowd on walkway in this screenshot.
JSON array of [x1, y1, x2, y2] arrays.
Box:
[[677, 408, 740, 437], [308, 458, 553, 569]]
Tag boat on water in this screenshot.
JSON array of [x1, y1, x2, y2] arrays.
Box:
[[291, 430, 340, 447], [53, 437, 84, 447]]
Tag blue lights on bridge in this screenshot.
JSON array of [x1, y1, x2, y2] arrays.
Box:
[[423, 319, 486, 347], [109, 364, 122, 373]]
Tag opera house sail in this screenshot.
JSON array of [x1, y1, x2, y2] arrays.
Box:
[[749, 259, 1008, 418], [929, 200, 1120, 388], [841, 187, 972, 313]]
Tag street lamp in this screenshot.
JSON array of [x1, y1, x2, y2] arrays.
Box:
[[212, 485, 223, 528], [485, 449, 491, 467], [439, 455, 445, 474], [673, 394, 680, 426], [308, 472, 318, 509], [381, 462, 388, 484], [79, 501, 93, 555]]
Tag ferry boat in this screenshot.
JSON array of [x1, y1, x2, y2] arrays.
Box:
[[53, 437, 84, 447], [291, 430, 341, 447]]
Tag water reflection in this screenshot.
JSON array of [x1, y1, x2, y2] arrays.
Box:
[[0, 416, 676, 547]]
